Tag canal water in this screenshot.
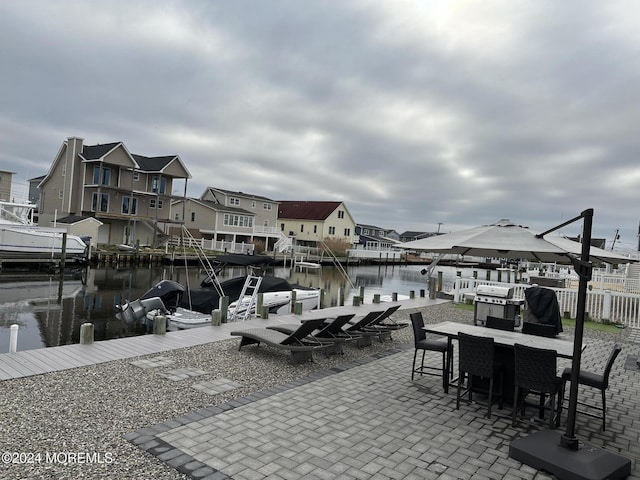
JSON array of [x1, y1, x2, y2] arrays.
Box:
[[0, 263, 506, 353]]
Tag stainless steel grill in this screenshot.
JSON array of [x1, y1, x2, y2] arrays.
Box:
[[474, 285, 524, 325]]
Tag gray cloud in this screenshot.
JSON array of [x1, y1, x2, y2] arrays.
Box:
[[1, 0, 639, 251]]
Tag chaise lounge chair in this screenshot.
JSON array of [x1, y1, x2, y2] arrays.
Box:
[[268, 314, 357, 354], [230, 318, 329, 364]]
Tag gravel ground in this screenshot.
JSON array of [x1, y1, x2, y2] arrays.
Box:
[[0, 303, 630, 480]]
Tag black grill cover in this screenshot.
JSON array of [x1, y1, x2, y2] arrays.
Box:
[[524, 286, 563, 334]]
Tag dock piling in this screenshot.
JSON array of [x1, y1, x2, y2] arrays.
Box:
[[9, 324, 18, 353]]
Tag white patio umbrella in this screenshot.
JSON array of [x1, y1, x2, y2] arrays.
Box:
[[403, 214, 631, 476], [399, 219, 632, 265]]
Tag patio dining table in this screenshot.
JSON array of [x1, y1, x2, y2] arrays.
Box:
[[423, 321, 581, 398]]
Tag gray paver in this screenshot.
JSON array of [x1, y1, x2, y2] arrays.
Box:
[[126, 332, 640, 479]]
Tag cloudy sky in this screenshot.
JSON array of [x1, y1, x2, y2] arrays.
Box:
[[1, 1, 639, 251]]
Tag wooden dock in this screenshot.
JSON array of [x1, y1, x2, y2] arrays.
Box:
[[0, 296, 445, 381]]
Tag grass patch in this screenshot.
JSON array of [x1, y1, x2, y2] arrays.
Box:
[[454, 303, 624, 333]]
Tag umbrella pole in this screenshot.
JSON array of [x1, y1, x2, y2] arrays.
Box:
[[560, 209, 592, 449], [509, 208, 631, 479]]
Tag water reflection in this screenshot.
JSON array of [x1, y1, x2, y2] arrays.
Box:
[[0, 263, 448, 353]]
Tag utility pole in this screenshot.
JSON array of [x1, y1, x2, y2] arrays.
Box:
[[437, 222, 443, 233]]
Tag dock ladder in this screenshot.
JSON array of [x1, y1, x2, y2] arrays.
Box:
[[228, 275, 263, 321]]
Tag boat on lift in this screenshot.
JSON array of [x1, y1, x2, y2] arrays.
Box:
[[0, 201, 88, 259]]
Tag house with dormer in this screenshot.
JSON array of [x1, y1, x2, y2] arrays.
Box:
[[278, 201, 356, 247], [38, 136, 191, 246], [170, 187, 282, 251]]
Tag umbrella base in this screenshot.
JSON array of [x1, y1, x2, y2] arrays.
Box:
[[509, 429, 631, 480]]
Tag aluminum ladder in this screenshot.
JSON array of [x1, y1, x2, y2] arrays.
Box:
[[228, 275, 263, 321]]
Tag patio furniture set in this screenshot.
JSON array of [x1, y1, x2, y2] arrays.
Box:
[[412, 312, 622, 431]]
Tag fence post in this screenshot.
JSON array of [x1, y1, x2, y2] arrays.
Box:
[[602, 290, 612, 322]]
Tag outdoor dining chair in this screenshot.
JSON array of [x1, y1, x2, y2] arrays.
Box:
[[512, 343, 562, 428], [456, 332, 504, 418], [409, 312, 452, 389], [485, 316, 515, 332], [558, 344, 622, 431]]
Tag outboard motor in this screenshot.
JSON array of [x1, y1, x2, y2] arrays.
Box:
[[140, 280, 185, 313]]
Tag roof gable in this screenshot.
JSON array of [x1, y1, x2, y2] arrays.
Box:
[[278, 201, 342, 220], [207, 187, 276, 203], [133, 154, 191, 178], [81, 142, 122, 160]]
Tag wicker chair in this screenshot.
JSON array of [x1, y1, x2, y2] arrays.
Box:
[[512, 343, 562, 428], [485, 316, 515, 332], [409, 312, 453, 391], [456, 332, 504, 418], [558, 344, 622, 431]]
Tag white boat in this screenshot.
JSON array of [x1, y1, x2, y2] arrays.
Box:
[[0, 201, 88, 258]]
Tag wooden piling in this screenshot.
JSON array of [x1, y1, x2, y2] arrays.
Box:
[[80, 323, 94, 344], [153, 315, 166, 335]]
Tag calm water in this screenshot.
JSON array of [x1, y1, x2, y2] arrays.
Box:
[[0, 263, 505, 353]]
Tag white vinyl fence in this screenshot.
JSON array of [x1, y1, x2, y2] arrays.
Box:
[[451, 277, 640, 328]]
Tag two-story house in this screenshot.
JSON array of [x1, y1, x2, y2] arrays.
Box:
[[171, 187, 282, 251], [355, 224, 401, 250], [0, 170, 14, 201], [278, 201, 356, 247], [38, 137, 191, 246]]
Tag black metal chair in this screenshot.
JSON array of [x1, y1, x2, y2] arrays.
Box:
[[409, 312, 453, 391], [558, 344, 622, 431], [522, 321, 557, 338], [485, 316, 515, 332], [512, 343, 562, 428], [456, 332, 504, 418]]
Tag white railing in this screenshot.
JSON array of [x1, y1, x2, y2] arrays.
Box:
[[451, 277, 640, 328], [167, 236, 254, 255], [253, 226, 282, 235], [347, 249, 403, 260]]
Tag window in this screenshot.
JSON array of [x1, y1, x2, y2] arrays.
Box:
[[151, 176, 166, 193], [329, 226, 336, 235], [150, 199, 156, 208], [121, 196, 137, 215], [229, 197, 240, 205], [223, 213, 253, 227], [263, 203, 272, 210], [313, 225, 317, 233], [338, 210, 344, 219], [93, 166, 111, 185], [174, 213, 180, 221], [58, 190, 63, 199], [133, 171, 140, 181], [92, 193, 109, 212], [252, 201, 256, 208], [280, 223, 285, 231], [344, 228, 351, 236], [62, 165, 66, 176], [363, 229, 369, 235], [157, 200, 163, 209], [263, 220, 269, 227], [300, 224, 304, 233], [191, 212, 195, 222]]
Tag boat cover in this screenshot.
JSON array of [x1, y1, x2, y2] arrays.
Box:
[[180, 275, 293, 314]]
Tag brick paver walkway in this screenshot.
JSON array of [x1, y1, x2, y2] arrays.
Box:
[[126, 331, 640, 479]]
